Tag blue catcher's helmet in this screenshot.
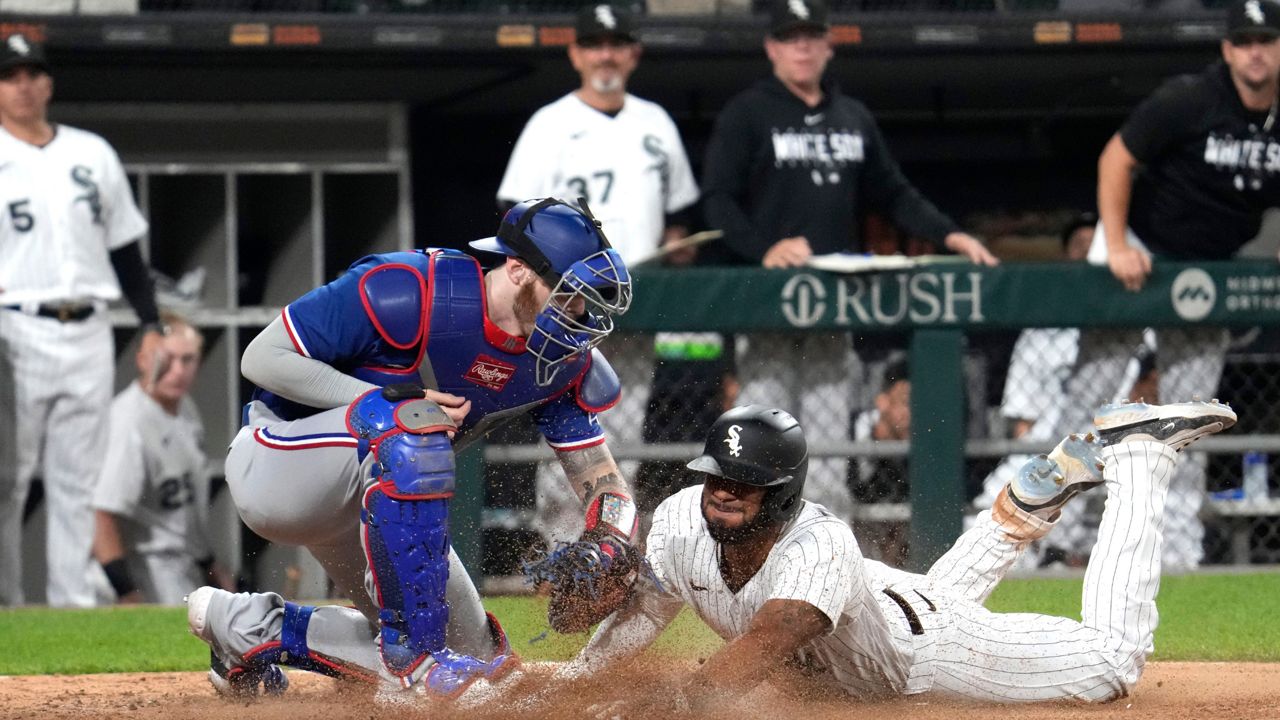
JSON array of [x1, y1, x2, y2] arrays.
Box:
[[471, 198, 609, 276], [470, 198, 632, 386]]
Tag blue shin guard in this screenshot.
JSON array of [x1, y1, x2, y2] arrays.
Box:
[[350, 389, 461, 683]]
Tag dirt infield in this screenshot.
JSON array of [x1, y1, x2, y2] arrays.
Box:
[[1, 662, 1277, 720]]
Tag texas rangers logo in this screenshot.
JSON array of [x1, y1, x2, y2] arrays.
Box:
[[464, 354, 516, 391], [1245, 1, 1266, 25], [788, 0, 810, 21], [723, 424, 744, 457], [594, 5, 618, 29]]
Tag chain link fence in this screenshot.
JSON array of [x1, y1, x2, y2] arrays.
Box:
[[477, 324, 1280, 583]]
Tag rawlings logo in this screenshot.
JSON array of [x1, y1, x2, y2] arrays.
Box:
[[788, 0, 810, 21], [464, 355, 516, 391], [723, 424, 744, 457]]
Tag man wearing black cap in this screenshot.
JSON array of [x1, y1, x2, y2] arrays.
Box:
[[497, 4, 702, 550], [700, 0, 996, 528], [0, 32, 164, 607], [497, 4, 697, 265], [1048, 0, 1280, 570]]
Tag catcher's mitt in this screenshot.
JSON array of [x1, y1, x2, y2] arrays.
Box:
[[523, 492, 640, 633]]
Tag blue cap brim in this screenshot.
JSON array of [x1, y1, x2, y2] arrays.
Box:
[[468, 236, 515, 257]]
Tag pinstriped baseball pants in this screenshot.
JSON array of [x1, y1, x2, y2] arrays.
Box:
[[914, 441, 1177, 701]]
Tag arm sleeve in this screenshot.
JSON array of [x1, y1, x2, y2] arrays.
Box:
[[857, 114, 960, 245], [497, 112, 555, 204], [702, 99, 773, 262], [769, 519, 862, 630], [108, 241, 160, 326], [241, 315, 378, 410], [92, 401, 146, 517], [1119, 75, 1202, 163], [100, 143, 149, 251]]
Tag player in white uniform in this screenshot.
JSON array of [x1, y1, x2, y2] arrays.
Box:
[[497, 4, 700, 547], [496, 5, 698, 264], [0, 32, 163, 607], [92, 315, 233, 605], [553, 399, 1236, 706]]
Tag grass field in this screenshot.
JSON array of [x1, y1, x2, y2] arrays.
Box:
[[1, 572, 1277, 676]]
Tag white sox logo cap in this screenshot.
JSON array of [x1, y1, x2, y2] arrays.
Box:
[[0, 32, 50, 74], [723, 424, 744, 457], [1227, 0, 1280, 40], [576, 4, 636, 44], [769, 0, 829, 38]]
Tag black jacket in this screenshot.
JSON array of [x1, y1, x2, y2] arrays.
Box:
[[702, 75, 959, 264]]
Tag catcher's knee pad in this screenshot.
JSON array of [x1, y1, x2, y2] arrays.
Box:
[[348, 387, 458, 680]]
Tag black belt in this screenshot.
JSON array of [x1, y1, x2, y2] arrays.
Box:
[[882, 588, 935, 636], [3, 302, 96, 322]]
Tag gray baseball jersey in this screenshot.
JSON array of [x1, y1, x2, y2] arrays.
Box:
[[0, 123, 148, 607], [92, 381, 211, 604], [573, 440, 1180, 702]]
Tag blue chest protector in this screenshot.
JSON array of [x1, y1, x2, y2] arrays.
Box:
[[352, 249, 613, 447]]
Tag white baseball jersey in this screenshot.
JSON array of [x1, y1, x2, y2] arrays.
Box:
[[0, 124, 148, 304], [497, 92, 699, 264], [577, 440, 1179, 703], [92, 381, 211, 603], [0, 123, 146, 607]]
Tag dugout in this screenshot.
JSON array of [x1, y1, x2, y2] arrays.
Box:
[[11, 5, 1280, 601]]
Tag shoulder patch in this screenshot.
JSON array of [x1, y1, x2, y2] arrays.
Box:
[[359, 263, 427, 349]]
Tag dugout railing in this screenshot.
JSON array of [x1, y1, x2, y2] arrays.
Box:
[[458, 260, 1280, 583]]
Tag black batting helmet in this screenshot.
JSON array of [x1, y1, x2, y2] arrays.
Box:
[[686, 405, 809, 522]]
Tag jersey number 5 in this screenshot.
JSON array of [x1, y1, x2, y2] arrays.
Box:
[[566, 171, 614, 204], [8, 200, 34, 232]]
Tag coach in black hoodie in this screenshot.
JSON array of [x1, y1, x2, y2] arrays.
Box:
[[703, 0, 996, 269], [701, 0, 996, 534]]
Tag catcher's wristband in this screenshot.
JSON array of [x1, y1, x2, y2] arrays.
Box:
[[583, 492, 639, 547], [102, 558, 137, 598]]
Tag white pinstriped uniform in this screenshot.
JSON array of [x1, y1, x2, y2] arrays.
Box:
[[581, 440, 1178, 702], [0, 124, 148, 607]]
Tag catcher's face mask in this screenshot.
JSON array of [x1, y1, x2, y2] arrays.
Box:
[[527, 247, 632, 386]]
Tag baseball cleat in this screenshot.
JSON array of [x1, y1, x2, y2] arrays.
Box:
[[1094, 400, 1236, 451], [1007, 432, 1106, 521], [185, 587, 288, 698]]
